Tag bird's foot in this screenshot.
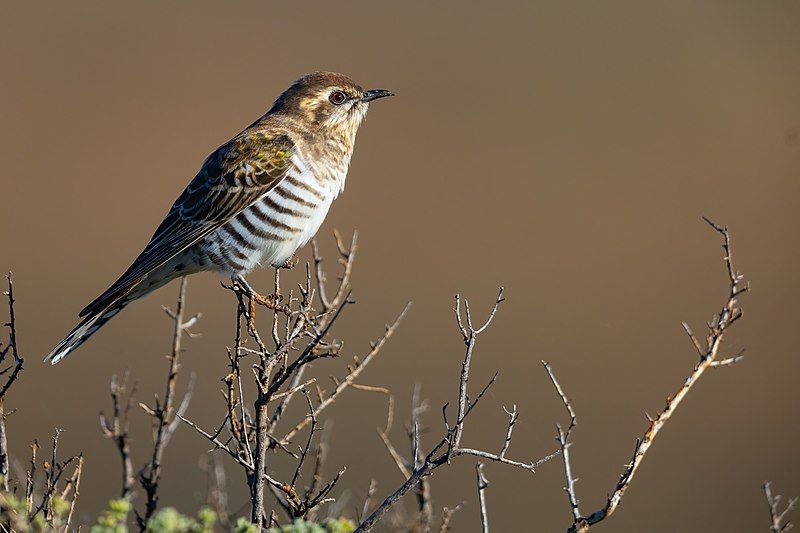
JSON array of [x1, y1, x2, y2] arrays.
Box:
[[253, 292, 283, 310], [232, 275, 256, 297], [278, 254, 300, 269], [232, 276, 286, 330]]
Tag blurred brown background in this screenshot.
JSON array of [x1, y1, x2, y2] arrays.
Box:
[[1, 1, 799, 531]]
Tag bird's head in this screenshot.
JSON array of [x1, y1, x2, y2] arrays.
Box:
[[269, 72, 393, 143]]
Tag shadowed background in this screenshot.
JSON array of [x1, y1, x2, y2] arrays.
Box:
[[1, 1, 799, 531]]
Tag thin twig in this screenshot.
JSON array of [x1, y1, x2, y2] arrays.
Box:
[[0, 273, 24, 492], [205, 454, 229, 527], [99, 372, 136, 499], [476, 462, 489, 533], [439, 503, 463, 532], [542, 361, 580, 523], [765, 481, 797, 532], [278, 303, 411, 447], [357, 289, 557, 532], [139, 277, 196, 526]]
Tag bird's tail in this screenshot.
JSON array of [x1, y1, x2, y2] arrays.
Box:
[[45, 303, 128, 364]]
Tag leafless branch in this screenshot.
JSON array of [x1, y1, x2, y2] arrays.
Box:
[[277, 303, 410, 447], [61, 453, 83, 531], [378, 428, 411, 480], [204, 453, 229, 527], [552, 219, 749, 532], [765, 481, 797, 532], [409, 384, 432, 531], [450, 288, 505, 455], [359, 479, 377, 523], [178, 231, 405, 529], [25, 440, 38, 515], [356, 289, 558, 532], [312, 229, 357, 313], [542, 361, 580, 523], [138, 276, 196, 526], [0, 273, 24, 492], [99, 372, 136, 499], [28, 429, 82, 527], [177, 414, 253, 470], [476, 462, 489, 533], [438, 503, 463, 532]]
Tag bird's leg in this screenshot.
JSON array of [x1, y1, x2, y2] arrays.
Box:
[[232, 274, 282, 314], [232, 274, 259, 332], [233, 274, 256, 297], [235, 256, 297, 324]]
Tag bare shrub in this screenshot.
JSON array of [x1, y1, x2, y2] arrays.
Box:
[[0, 221, 791, 532]]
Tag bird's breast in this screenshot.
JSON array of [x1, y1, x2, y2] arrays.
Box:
[[198, 158, 340, 273]]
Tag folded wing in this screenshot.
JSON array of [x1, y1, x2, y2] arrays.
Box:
[[79, 131, 295, 317]]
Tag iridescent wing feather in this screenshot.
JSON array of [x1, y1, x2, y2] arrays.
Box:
[[79, 131, 295, 317]]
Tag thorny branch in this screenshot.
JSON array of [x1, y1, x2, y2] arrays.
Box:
[[542, 361, 580, 524], [356, 288, 559, 532], [277, 303, 410, 449], [549, 219, 750, 533], [0, 429, 81, 533], [99, 372, 136, 499], [180, 231, 408, 529], [138, 276, 197, 526], [26, 429, 83, 531], [0, 217, 774, 531], [0, 273, 24, 492], [764, 481, 797, 533]]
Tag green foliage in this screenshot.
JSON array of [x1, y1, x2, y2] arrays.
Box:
[[268, 517, 355, 533], [196, 507, 217, 530], [0, 486, 348, 533], [145, 506, 216, 532], [234, 517, 260, 533], [91, 499, 132, 533], [91, 502, 217, 533], [0, 492, 32, 532], [50, 496, 70, 518], [0, 491, 76, 532]]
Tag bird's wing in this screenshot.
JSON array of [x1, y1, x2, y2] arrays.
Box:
[[79, 131, 295, 317]]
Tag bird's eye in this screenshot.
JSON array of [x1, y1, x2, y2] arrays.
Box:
[[329, 90, 347, 105]]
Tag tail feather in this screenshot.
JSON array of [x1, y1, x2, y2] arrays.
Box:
[[45, 304, 126, 364]]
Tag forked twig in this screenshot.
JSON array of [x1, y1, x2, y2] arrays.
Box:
[[552, 219, 749, 532], [357, 289, 558, 532], [765, 481, 797, 533]]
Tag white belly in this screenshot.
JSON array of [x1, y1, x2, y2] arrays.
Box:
[[198, 161, 340, 274], [252, 186, 335, 267]]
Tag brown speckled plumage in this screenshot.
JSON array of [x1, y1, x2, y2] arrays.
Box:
[[47, 72, 393, 363]]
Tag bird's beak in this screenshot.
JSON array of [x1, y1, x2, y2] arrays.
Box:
[[362, 89, 394, 102]]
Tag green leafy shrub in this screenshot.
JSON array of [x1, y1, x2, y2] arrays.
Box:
[[267, 517, 355, 533], [91, 499, 132, 533]]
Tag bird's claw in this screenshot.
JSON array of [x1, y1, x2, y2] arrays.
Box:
[[278, 255, 299, 269], [253, 292, 283, 310]]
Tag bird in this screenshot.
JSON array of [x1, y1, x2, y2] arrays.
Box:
[[46, 72, 393, 364]]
